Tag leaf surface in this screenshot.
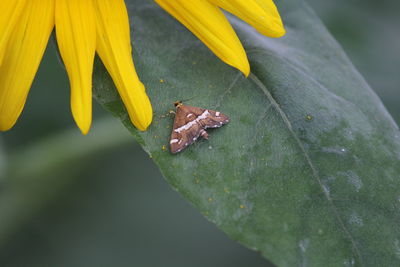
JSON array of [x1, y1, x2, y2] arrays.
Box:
[[93, 0, 400, 266]]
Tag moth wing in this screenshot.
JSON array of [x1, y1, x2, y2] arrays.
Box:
[[170, 122, 202, 154], [170, 106, 204, 154], [200, 109, 230, 129], [172, 105, 204, 128], [169, 104, 229, 154]]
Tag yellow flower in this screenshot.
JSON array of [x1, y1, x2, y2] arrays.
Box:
[[155, 0, 285, 76], [0, 0, 152, 134], [0, 0, 284, 134]]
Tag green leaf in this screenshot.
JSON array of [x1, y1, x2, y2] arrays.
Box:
[[93, 0, 400, 266]]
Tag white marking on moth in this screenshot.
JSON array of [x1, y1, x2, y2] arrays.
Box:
[[186, 113, 194, 118], [170, 139, 179, 144], [192, 137, 196, 141], [174, 110, 210, 133], [219, 121, 223, 125], [216, 111, 220, 116]]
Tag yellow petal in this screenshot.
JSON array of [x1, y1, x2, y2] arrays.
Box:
[[0, 0, 25, 66], [208, 0, 285, 37], [55, 0, 96, 134], [94, 0, 152, 131], [0, 0, 54, 131], [155, 0, 250, 76]]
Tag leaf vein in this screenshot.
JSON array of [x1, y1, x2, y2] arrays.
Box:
[[249, 73, 364, 265], [213, 73, 242, 109]]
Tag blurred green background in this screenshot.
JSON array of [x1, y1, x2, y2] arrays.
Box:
[[0, 1, 399, 266]]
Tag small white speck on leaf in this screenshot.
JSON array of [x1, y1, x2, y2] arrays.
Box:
[[343, 258, 356, 266], [339, 171, 363, 192], [394, 239, 400, 259], [321, 146, 348, 155], [283, 223, 288, 232], [299, 239, 310, 253], [348, 211, 364, 226]]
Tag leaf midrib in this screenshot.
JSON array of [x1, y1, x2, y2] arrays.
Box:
[[249, 73, 364, 265]]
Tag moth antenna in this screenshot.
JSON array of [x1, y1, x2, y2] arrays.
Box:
[[180, 96, 198, 103], [183, 96, 195, 102]]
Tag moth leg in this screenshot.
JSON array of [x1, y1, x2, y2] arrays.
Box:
[[160, 110, 176, 118], [200, 129, 209, 139]]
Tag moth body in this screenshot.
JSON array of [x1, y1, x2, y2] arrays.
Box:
[[169, 102, 229, 154]]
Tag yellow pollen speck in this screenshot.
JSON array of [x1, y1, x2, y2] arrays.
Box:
[[160, 79, 164, 83], [195, 178, 200, 184], [239, 204, 246, 209], [208, 197, 213, 203], [306, 114, 313, 121], [224, 188, 230, 193], [162, 145, 167, 151]]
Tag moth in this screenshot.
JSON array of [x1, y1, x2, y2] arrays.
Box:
[[169, 101, 229, 154]]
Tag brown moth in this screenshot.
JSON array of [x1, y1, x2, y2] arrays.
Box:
[[170, 101, 229, 154]]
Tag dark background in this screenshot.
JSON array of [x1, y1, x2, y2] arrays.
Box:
[[0, 1, 399, 266]]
